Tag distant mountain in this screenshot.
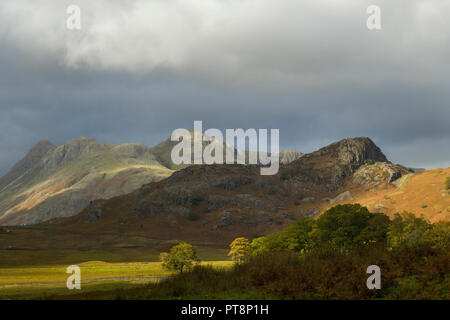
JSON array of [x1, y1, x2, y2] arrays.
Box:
[[0, 134, 303, 226], [151, 130, 304, 169], [0, 137, 173, 225], [277, 150, 304, 164]]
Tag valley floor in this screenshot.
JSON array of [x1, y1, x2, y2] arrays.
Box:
[[0, 261, 232, 300]]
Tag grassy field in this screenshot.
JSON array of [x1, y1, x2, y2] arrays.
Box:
[[0, 227, 231, 300], [0, 260, 233, 299], [0, 280, 150, 300], [0, 234, 229, 267]]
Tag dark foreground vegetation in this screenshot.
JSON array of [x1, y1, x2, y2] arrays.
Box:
[[46, 204, 450, 299]]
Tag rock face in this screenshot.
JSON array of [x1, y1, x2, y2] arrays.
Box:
[[374, 204, 390, 212], [281, 137, 392, 191], [352, 162, 412, 186], [330, 191, 353, 204]]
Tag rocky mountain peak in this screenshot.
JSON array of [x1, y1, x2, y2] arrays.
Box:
[[316, 137, 388, 166], [23, 139, 55, 161], [284, 137, 391, 192], [32, 139, 55, 151], [0, 139, 55, 188], [0, 140, 55, 194]]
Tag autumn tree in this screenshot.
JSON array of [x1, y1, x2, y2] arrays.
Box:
[[160, 242, 200, 273], [228, 237, 251, 263]]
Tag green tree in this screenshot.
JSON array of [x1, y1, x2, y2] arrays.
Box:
[[250, 233, 285, 255], [445, 177, 450, 190], [387, 212, 431, 248], [311, 204, 387, 249], [228, 237, 252, 263], [277, 218, 315, 252], [354, 212, 391, 246], [250, 236, 271, 256], [160, 242, 200, 273]]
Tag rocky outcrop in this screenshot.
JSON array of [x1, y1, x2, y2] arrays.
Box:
[[373, 204, 390, 212], [216, 210, 234, 229], [330, 191, 353, 204], [352, 162, 412, 186], [303, 208, 320, 217], [281, 137, 391, 191]]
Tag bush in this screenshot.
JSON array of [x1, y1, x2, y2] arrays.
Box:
[[144, 244, 449, 299]]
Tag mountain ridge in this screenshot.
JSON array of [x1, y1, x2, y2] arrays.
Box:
[[0, 137, 173, 225], [0, 134, 303, 226]]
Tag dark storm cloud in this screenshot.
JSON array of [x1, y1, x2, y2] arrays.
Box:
[[0, 0, 449, 175]]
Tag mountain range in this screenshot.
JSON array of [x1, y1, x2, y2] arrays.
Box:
[[0, 135, 303, 226], [1, 136, 448, 266]]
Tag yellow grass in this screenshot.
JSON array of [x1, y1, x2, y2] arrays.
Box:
[[0, 260, 233, 299]]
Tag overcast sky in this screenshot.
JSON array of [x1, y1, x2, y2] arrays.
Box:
[[0, 0, 449, 175]]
